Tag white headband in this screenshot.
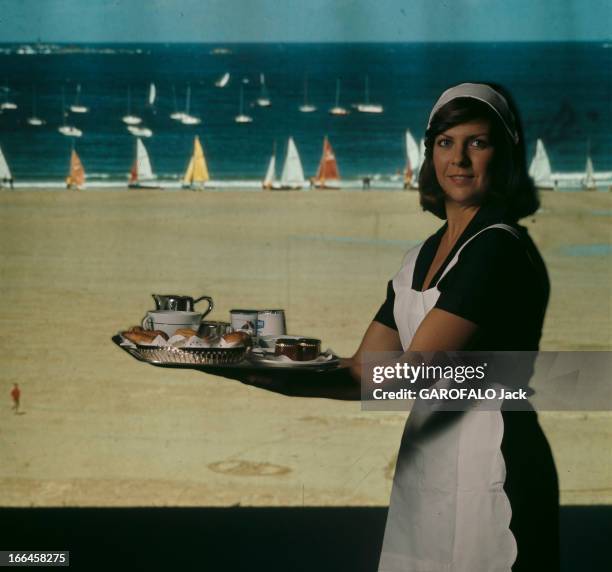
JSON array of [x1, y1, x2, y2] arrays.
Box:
[[427, 83, 519, 144]]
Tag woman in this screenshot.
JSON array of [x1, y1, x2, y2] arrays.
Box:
[[366, 83, 559, 571], [239, 83, 559, 570]]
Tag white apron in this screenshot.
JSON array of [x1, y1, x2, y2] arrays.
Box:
[[378, 224, 520, 572]]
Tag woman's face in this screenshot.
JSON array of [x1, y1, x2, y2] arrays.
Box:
[[433, 119, 495, 206]]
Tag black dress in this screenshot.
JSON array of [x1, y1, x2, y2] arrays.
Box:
[[374, 205, 560, 571]]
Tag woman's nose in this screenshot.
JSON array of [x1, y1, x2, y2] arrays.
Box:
[[451, 144, 470, 166]]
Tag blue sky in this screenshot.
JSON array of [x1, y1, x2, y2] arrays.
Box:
[[0, 0, 609, 42]]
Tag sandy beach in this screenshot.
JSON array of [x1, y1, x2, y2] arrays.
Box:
[[0, 188, 610, 507]]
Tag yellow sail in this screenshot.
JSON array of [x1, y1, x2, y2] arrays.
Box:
[[182, 135, 209, 187]]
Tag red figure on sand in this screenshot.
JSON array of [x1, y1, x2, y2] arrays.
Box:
[[11, 383, 21, 414]]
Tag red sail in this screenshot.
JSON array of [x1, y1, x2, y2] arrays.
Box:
[[316, 137, 340, 181], [67, 149, 85, 188]]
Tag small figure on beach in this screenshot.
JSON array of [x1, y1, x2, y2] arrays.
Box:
[[403, 167, 412, 190], [10, 383, 21, 414], [1, 176, 13, 189], [362, 176, 371, 189]]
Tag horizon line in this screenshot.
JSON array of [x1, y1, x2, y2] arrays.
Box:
[[0, 39, 610, 45]]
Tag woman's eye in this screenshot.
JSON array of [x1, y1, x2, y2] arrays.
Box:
[[437, 138, 451, 147], [471, 139, 489, 149]]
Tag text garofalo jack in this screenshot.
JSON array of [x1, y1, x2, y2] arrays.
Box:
[[368, 362, 527, 402]]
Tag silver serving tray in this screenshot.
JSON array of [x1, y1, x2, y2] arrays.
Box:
[[112, 335, 344, 372], [115, 335, 249, 366]]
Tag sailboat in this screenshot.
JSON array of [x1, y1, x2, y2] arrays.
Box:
[[182, 135, 210, 189], [272, 137, 305, 190], [148, 83, 156, 107], [127, 125, 153, 138], [58, 89, 82, 137], [122, 86, 142, 125], [329, 79, 349, 116], [1, 86, 17, 110], [180, 83, 201, 125], [313, 136, 340, 189], [215, 72, 230, 88], [256, 74, 271, 107], [69, 84, 89, 113], [27, 86, 45, 126], [58, 114, 82, 137], [65, 148, 85, 190], [356, 76, 383, 114], [528, 139, 554, 190], [584, 155, 597, 191], [403, 129, 420, 189], [235, 83, 253, 123], [170, 85, 186, 121], [128, 138, 160, 189], [299, 75, 316, 113], [262, 144, 276, 190], [0, 145, 13, 188]]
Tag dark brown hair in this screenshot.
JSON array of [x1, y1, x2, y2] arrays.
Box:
[[418, 84, 539, 220]]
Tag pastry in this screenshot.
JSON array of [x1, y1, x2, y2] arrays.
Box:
[[122, 328, 168, 345], [219, 330, 252, 348], [175, 327, 199, 338]]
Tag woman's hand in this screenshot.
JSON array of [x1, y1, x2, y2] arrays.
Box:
[[202, 363, 361, 401]]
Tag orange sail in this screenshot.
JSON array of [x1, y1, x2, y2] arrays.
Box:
[[315, 136, 340, 188], [66, 149, 85, 189]]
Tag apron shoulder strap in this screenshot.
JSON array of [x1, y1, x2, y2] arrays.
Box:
[[392, 242, 424, 287], [435, 223, 521, 286]]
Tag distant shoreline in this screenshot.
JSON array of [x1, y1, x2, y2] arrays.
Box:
[[1, 185, 609, 193]]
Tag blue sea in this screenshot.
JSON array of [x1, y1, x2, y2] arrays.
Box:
[[0, 42, 610, 186]]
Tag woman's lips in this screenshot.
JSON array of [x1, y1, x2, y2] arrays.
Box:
[[448, 175, 474, 185]]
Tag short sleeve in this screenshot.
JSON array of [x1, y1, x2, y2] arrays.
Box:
[[435, 229, 531, 326], [373, 280, 398, 330]]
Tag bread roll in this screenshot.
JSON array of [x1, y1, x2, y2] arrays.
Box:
[[219, 330, 252, 348], [122, 328, 168, 345], [175, 327, 199, 338]]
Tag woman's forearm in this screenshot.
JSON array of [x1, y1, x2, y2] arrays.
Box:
[[202, 360, 361, 401]]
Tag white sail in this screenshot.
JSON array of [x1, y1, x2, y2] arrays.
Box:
[[263, 154, 276, 187], [418, 139, 426, 170], [280, 137, 305, 188], [584, 156, 596, 190], [529, 139, 553, 187], [215, 72, 230, 88], [135, 138, 155, 181], [405, 130, 420, 171], [0, 145, 12, 180], [148, 83, 156, 106]]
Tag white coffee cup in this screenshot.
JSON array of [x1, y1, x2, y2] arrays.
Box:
[[141, 310, 203, 337]]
